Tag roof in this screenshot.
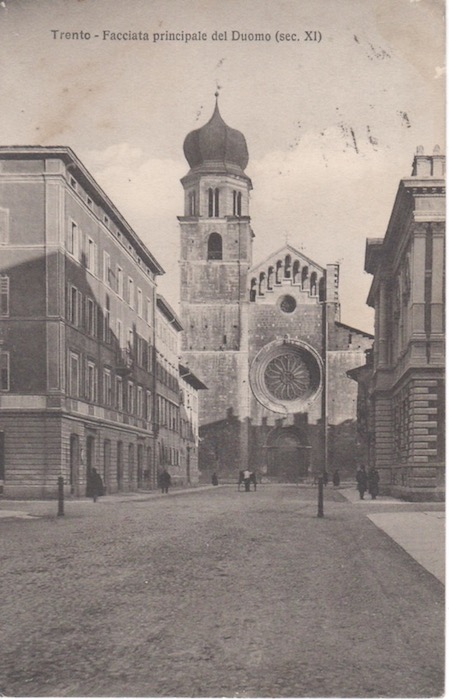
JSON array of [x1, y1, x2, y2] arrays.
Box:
[[179, 364, 208, 390], [0, 145, 165, 276], [335, 321, 374, 340], [156, 294, 183, 331], [183, 98, 249, 174]]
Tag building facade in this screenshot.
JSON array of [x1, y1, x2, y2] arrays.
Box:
[[0, 147, 164, 498], [179, 364, 207, 485], [155, 294, 183, 485], [179, 100, 373, 481], [353, 147, 445, 499]]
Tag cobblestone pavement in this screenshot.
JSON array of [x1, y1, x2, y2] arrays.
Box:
[[0, 485, 444, 697]]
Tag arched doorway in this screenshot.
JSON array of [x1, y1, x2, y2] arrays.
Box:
[[266, 427, 310, 482], [117, 440, 123, 491], [85, 435, 95, 496], [137, 444, 144, 488], [69, 434, 80, 496], [103, 439, 111, 494]]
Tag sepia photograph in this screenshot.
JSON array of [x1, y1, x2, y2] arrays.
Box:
[[0, 0, 445, 697]]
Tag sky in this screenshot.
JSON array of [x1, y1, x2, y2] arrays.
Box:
[[0, 0, 445, 332]]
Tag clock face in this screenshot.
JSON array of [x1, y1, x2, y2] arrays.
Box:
[[250, 339, 322, 414]]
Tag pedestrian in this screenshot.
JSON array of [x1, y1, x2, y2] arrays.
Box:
[[356, 465, 368, 500], [250, 471, 257, 491], [368, 466, 380, 500], [323, 470, 329, 486], [159, 468, 171, 494], [332, 470, 340, 488], [238, 470, 244, 491], [89, 468, 103, 503], [243, 468, 251, 492], [211, 472, 218, 486]]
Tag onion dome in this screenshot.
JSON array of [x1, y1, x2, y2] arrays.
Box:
[[183, 97, 249, 173]]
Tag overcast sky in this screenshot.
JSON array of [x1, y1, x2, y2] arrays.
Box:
[[0, 0, 445, 331]]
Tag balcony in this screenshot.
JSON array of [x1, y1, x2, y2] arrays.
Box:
[[116, 347, 133, 376]]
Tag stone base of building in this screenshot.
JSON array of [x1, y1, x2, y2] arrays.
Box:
[[383, 485, 446, 502]]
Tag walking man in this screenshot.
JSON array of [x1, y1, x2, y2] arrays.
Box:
[[356, 465, 368, 500], [159, 468, 171, 494]]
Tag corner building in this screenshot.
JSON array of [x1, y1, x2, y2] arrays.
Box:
[[0, 147, 163, 498], [361, 147, 445, 499], [179, 101, 373, 480]]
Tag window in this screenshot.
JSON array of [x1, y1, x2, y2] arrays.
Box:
[[103, 251, 111, 285], [146, 297, 152, 325], [69, 351, 80, 397], [208, 187, 220, 217], [0, 208, 9, 245], [117, 319, 123, 347], [69, 286, 78, 325], [117, 266, 123, 298], [116, 376, 124, 411], [104, 298, 111, 343], [189, 190, 196, 215], [128, 277, 134, 308], [146, 390, 152, 421], [207, 232, 222, 261], [68, 221, 78, 258], [87, 298, 96, 336], [128, 328, 134, 353], [87, 238, 97, 273], [0, 352, 9, 391], [103, 368, 112, 406], [137, 386, 143, 417], [137, 288, 143, 317], [86, 361, 97, 402], [0, 276, 9, 316], [127, 381, 134, 414], [301, 266, 309, 289], [233, 190, 243, 216]]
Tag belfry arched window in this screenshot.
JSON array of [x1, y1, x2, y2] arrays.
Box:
[[207, 232, 222, 261], [188, 191, 196, 216], [267, 266, 274, 290], [284, 255, 292, 279], [208, 188, 220, 217], [233, 190, 243, 216], [259, 272, 266, 296], [310, 272, 317, 295]]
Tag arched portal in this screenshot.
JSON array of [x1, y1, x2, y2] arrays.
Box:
[[266, 427, 310, 482]]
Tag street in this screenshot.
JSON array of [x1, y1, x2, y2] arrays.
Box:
[[0, 485, 444, 698]]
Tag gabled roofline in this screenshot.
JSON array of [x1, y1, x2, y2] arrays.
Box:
[[0, 145, 165, 276], [250, 243, 325, 274]]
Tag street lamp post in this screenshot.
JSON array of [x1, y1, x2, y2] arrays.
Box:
[[317, 476, 324, 517]]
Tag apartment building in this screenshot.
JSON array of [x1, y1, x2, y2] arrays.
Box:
[[0, 146, 163, 498]]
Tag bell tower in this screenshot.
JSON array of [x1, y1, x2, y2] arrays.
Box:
[[179, 95, 253, 438]]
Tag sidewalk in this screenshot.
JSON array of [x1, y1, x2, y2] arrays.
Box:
[[339, 487, 445, 584]]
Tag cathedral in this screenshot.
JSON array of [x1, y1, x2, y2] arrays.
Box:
[[178, 98, 373, 481]]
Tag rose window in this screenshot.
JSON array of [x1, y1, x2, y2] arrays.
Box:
[[249, 339, 322, 414], [264, 353, 311, 401], [280, 295, 296, 313]]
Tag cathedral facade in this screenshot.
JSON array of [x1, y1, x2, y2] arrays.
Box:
[[178, 100, 373, 481]]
